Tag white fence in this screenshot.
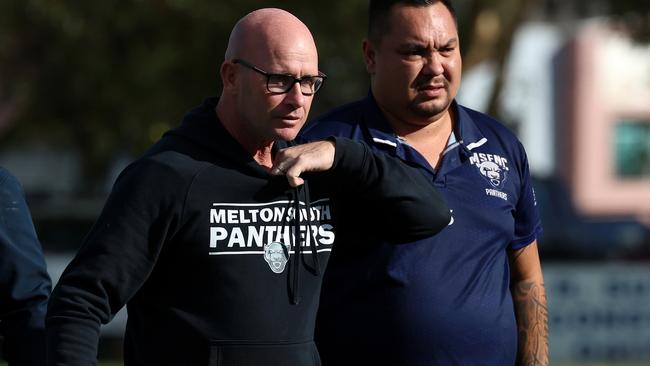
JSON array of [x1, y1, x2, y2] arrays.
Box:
[[545, 263, 650, 362]]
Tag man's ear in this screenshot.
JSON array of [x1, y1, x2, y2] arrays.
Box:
[[220, 61, 238, 94], [362, 39, 377, 75]]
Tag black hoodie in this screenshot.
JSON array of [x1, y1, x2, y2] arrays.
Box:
[[46, 97, 449, 366]]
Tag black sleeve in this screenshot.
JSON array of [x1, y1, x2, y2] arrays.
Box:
[[326, 137, 450, 242], [0, 169, 51, 366], [46, 159, 188, 366]]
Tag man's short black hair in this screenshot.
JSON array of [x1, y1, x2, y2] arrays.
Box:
[[368, 0, 457, 44]]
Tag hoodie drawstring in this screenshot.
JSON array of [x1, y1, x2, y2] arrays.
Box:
[[289, 188, 302, 305], [286, 180, 320, 305], [303, 180, 320, 276]]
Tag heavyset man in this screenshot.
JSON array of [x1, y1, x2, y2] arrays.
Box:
[[303, 1, 549, 365]]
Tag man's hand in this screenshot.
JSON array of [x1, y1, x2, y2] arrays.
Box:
[[271, 141, 336, 187]]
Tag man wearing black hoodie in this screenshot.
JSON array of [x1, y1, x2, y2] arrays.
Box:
[[46, 8, 450, 366]]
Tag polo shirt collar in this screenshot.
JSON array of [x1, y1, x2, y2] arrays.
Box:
[[361, 92, 488, 158]]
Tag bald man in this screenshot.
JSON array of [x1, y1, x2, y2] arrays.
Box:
[[46, 8, 449, 366]]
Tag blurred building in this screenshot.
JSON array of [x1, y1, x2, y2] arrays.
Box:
[[460, 17, 650, 259], [557, 22, 650, 222], [459, 9, 650, 363]]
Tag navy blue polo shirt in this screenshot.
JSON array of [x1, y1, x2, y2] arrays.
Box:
[[301, 94, 542, 365]]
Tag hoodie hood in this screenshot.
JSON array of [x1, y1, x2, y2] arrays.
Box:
[[160, 97, 290, 178]]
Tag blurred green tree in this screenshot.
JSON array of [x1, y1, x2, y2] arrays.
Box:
[[0, 0, 369, 193]]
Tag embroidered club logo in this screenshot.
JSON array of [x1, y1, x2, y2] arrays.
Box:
[[479, 161, 504, 186], [469, 152, 510, 189], [264, 241, 290, 274]]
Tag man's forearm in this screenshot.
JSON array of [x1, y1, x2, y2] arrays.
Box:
[[512, 280, 549, 366]]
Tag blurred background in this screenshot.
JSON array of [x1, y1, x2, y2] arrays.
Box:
[[0, 0, 649, 364]]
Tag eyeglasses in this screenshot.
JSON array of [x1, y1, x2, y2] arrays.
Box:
[[232, 59, 326, 96]]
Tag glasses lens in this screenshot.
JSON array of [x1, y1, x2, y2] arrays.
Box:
[[266, 74, 324, 95], [299, 77, 324, 95], [267, 75, 294, 93]]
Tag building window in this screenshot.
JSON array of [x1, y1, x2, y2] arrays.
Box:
[[615, 120, 650, 178]]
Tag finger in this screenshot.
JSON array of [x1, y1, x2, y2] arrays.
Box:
[[281, 158, 308, 187], [283, 159, 306, 178], [286, 175, 304, 187], [270, 157, 292, 175]]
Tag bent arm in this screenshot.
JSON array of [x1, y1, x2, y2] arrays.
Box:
[[509, 240, 548, 366], [273, 138, 450, 241], [0, 172, 51, 366]]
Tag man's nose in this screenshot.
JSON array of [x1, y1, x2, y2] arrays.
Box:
[[422, 52, 444, 76], [283, 82, 306, 108]]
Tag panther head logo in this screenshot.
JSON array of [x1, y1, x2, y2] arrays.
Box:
[[263, 242, 290, 274], [478, 161, 502, 187]]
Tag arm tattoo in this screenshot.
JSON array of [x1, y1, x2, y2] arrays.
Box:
[[512, 280, 549, 366]]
